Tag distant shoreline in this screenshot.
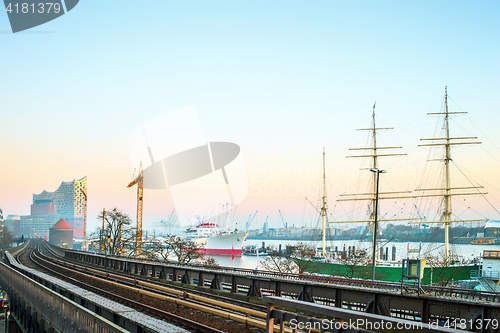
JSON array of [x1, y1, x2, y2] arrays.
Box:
[[246, 236, 500, 244]]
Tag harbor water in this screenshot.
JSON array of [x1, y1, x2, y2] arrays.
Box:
[[207, 239, 499, 269]]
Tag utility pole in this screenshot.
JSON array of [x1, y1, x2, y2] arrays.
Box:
[[101, 208, 105, 252]]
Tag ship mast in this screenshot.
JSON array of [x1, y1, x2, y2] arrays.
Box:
[[371, 103, 378, 222], [333, 104, 412, 269], [444, 87, 451, 262], [322, 147, 327, 256], [413, 86, 487, 263]]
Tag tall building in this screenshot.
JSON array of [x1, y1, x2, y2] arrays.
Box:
[[21, 176, 87, 238], [5, 215, 21, 238], [20, 214, 60, 238]]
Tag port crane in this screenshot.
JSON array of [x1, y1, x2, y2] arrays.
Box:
[[245, 211, 258, 230], [127, 162, 144, 255], [413, 204, 429, 231], [153, 209, 178, 234], [278, 210, 287, 228]]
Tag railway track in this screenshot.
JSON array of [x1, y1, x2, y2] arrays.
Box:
[[39, 241, 267, 314], [17, 241, 289, 333], [16, 243, 226, 333]]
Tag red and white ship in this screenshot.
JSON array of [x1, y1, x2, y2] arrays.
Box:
[[185, 222, 248, 256]]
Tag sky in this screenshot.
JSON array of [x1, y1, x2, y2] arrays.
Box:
[[1, 1, 499, 233]]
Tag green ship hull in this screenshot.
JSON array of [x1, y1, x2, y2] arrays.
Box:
[[296, 259, 479, 285]]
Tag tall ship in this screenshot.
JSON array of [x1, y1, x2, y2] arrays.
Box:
[[185, 221, 248, 256], [299, 88, 490, 284]]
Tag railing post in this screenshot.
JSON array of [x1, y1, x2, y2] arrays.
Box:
[[198, 271, 204, 287], [421, 298, 429, 324], [266, 303, 275, 333], [231, 275, 238, 293]]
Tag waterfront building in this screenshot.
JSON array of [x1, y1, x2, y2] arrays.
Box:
[[20, 214, 60, 238], [32, 176, 87, 237], [484, 220, 500, 238], [20, 176, 86, 239], [49, 218, 73, 248]]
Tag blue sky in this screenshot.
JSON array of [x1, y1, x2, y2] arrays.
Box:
[[1, 1, 499, 231]]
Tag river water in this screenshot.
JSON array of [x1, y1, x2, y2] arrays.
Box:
[[207, 239, 499, 269]]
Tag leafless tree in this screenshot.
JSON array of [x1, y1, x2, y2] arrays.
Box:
[[261, 242, 317, 274], [143, 235, 206, 265], [141, 237, 173, 261], [261, 246, 296, 274], [166, 235, 206, 264], [198, 256, 220, 267], [424, 250, 472, 287], [328, 247, 372, 280], [90, 208, 135, 256], [290, 242, 320, 275]]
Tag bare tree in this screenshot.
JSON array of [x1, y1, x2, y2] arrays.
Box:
[[261, 246, 296, 274], [90, 208, 135, 256], [142, 237, 173, 261], [290, 242, 319, 275], [143, 234, 220, 267], [261, 243, 317, 274], [424, 250, 472, 287], [328, 247, 372, 280], [198, 256, 220, 267], [166, 235, 206, 264]]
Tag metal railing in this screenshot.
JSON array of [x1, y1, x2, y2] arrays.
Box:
[[263, 296, 464, 333], [0, 258, 128, 333], [483, 271, 500, 280], [64, 246, 500, 304]]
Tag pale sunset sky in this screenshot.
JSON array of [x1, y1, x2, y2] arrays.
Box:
[[1, 1, 499, 232]]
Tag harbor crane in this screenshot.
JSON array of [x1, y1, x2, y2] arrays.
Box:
[[245, 211, 258, 230], [153, 209, 178, 234], [278, 210, 287, 228], [127, 162, 144, 255], [414, 204, 429, 231]]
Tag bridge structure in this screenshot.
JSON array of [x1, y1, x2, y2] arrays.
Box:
[[1, 240, 500, 332], [0, 242, 189, 333]]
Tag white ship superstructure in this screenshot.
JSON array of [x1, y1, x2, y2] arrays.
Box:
[[185, 222, 248, 256]]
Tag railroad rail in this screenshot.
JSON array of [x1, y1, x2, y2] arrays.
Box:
[[65, 246, 500, 303], [39, 240, 267, 314], [20, 240, 290, 333], [8, 242, 219, 333], [60, 241, 500, 331], [1, 250, 186, 332]]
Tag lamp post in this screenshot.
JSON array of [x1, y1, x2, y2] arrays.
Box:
[[370, 168, 386, 283]]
